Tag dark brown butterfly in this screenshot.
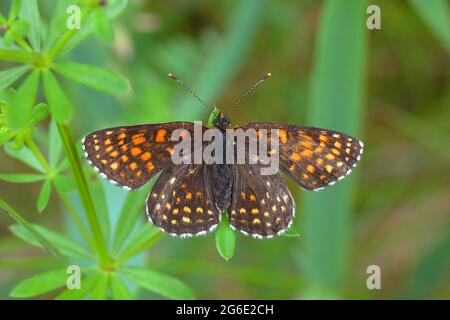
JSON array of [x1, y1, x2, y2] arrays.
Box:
[[82, 73, 363, 239]]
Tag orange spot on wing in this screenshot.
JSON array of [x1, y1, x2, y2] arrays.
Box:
[[331, 148, 341, 156], [278, 129, 288, 144], [155, 129, 167, 142], [301, 149, 313, 158], [300, 140, 314, 149], [307, 164, 315, 173], [319, 135, 329, 142], [117, 133, 126, 140], [104, 139, 111, 145], [140, 151, 151, 161], [130, 147, 142, 156], [146, 161, 155, 171], [291, 152, 301, 161], [121, 155, 128, 162], [249, 194, 256, 202], [129, 162, 138, 170], [133, 136, 146, 145], [110, 150, 119, 157]]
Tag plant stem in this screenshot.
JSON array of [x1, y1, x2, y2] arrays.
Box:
[[0, 198, 65, 263], [24, 137, 95, 250], [56, 123, 111, 267], [0, 48, 41, 63]]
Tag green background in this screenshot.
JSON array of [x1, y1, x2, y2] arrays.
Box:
[[0, 0, 449, 299]]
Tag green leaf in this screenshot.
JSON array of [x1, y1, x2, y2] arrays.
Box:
[[89, 272, 109, 300], [110, 273, 132, 300], [37, 180, 52, 212], [43, 0, 82, 51], [59, 0, 128, 55], [93, 8, 115, 43], [7, 70, 39, 130], [12, 19, 30, 37], [19, 0, 41, 51], [0, 198, 63, 260], [300, 0, 367, 294], [10, 223, 92, 260], [90, 179, 110, 243], [215, 213, 236, 261], [56, 273, 97, 300], [9, 0, 22, 21], [0, 65, 30, 91], [28, 103, 50, 125], [48, 120, 62, 167], [409, 0, 450, 53], [53, 175, 76, 193], [0, 173, 45, 183], [4, 143, 45, 173], [10, 268, 68, 298], [116, 224, 163, 263], [53, 61, 130, 95], [112, 186, 151, 254], [123, 267, 195, 300], [42, 70, 74, 124]]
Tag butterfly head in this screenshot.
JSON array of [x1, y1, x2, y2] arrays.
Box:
[[212, 113, 231, 129]]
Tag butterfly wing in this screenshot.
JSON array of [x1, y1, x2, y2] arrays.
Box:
[[228, 164, 295, 238], [82, 122, 205, 190], [146, 164, 220, 237], [238, 122, 364, 191]]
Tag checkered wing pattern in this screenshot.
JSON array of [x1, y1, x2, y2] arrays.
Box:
[[238, 122, 364, 191], [82, 122, 204, 190], [229, 164, 295, 238], [146, 164, 220, 237]]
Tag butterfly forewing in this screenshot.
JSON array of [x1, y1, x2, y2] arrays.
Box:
[[146, 164, 220, 237], [229, 164, 295, 238], [82, 122, 204, 190], [238, 122, 364, 190]]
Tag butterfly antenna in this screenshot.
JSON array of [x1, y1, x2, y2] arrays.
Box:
[[168, 73, 213, 112], [226, 72, 272, 114]]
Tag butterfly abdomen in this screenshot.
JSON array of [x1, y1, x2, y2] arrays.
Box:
[[210, 164, 233, 211]]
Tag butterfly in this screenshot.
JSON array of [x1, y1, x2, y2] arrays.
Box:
[[82, 73, 364, 239]]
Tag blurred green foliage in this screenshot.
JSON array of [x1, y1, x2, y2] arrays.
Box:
[[0, 0, 449, 299]]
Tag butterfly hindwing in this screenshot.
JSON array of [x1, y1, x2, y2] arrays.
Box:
[[238, 122, 364, 190], [146, 164, 220, 237], [82, 122, 204, 189], [229, 164, 295, 238]]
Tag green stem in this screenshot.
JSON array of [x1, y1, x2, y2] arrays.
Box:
[[0, 198, 65, 263], [56, 123, 111, 267], [115, 232, 164, 266], [24, 137, 95, 250], [0, 48, 41, 63]]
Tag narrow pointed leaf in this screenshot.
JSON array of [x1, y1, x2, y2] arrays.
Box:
[[123, 267, 195, 300], [89, 272, 108, 300], [110, 274, 132, 300], [19, 0, 42, 51], [48, 120, 62, 167], [10, 223, 91, 260], [10, 268, 69, 298], [53, 61, 130, 95], [0, 173, 45, 183], [7, 71, 39, 130], [112, 186, 151, 254], [42, 70, 74, 124], [0, 65, 30, 91], [0, 199, 63, 260], [4, 143, 45, 173], [37, 180, 52, 212], [55, 273, 97, 300], [117, 224, 163, 263]]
